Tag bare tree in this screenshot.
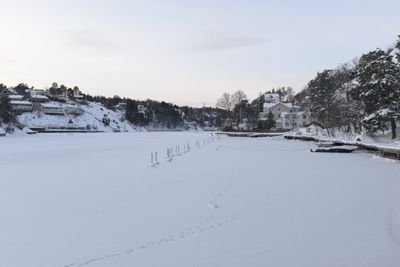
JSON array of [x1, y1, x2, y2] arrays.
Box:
[[231, 90, 247, 107], [216, 93, 233, 111], [285, 87, 295, 102], [231, 90, 247, 124]]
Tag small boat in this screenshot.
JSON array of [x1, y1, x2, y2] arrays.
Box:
[[316, 140, 334, 147], [23, 127, 37, 135], [311, 145, 358, 153]]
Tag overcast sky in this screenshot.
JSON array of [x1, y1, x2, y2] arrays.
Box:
[[1, 0, 399, 106]]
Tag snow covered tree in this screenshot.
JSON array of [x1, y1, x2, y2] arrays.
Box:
[[332, 63, 363, 133], [102, 114, 111, 126], [351, 49, 400, 139], [307, 69, 340, 134], [395, 35, 400, 63]]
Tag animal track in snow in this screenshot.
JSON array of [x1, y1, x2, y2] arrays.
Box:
[[63, 215, 237, 267]]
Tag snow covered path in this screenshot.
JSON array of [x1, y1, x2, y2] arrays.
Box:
[[0, 132, 400, 266]]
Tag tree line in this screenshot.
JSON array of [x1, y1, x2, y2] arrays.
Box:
[[0, 82, 229, 130], [295, 36, 400, 139]]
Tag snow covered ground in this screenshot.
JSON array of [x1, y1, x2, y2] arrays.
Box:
[[293, 125, 400, 150], [0, 132, 400, 267]]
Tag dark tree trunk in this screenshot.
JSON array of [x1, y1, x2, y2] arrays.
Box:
[[391, 118, 397, 139]]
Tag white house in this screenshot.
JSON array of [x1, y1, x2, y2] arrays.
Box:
[[264, 93, 280, 103], [260, 102, 293, 120], [279, 111, 312, 130]]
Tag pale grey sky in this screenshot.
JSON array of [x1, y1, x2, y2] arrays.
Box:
[[1, 0, 399, 106]]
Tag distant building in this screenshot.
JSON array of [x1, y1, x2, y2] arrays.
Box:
[[116, 102, 127, 112], [8, 94, 24, 101], [9, 100, 33, 113], [64, 104, 84, 115], [29, 90, 49, 103], [41, 103, 65, 115], [279, 111, 312, 130], [260, 102, 294, 120], [259, 91, 306, 130], [264, 93, 280, 103], [0, 88, 17, 95], [73, 87, 84, 102]]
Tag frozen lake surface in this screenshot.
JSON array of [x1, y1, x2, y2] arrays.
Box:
[[1, 132, 400, 267]]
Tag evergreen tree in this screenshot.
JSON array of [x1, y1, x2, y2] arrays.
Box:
[[395, 35, 400, 63], [14, 83, 29, 95], [266, 111, 276, 130], [332, 64, 362, 133], [351, 49, 400, 139], [0, 84, 7, 94], [0, 95, 16, 124], [307, 69, 340, 134]]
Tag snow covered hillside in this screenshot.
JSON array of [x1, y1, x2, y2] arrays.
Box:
[[291, 125, 400, 149], [17, 102, 137, 133], [1, 133, 400, 267]]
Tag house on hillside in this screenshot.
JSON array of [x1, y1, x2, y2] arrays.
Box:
[[67, 87, 84, 102], [116, 102, 127, 112], [29, 90, 49, 103], [8, 94, 24, 101], [64, 104, 84, 115], [9, 100, 33, 113], [0, 88, 17, 95], [41, 103, 65, 115]]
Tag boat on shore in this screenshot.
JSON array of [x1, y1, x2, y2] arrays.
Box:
[[311, 145, 358, 153]]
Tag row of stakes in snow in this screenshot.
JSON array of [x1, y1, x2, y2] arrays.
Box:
[[150, 136, 221, 167]]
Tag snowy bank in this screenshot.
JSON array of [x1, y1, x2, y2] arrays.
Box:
[[285, 126, 400, 159]]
